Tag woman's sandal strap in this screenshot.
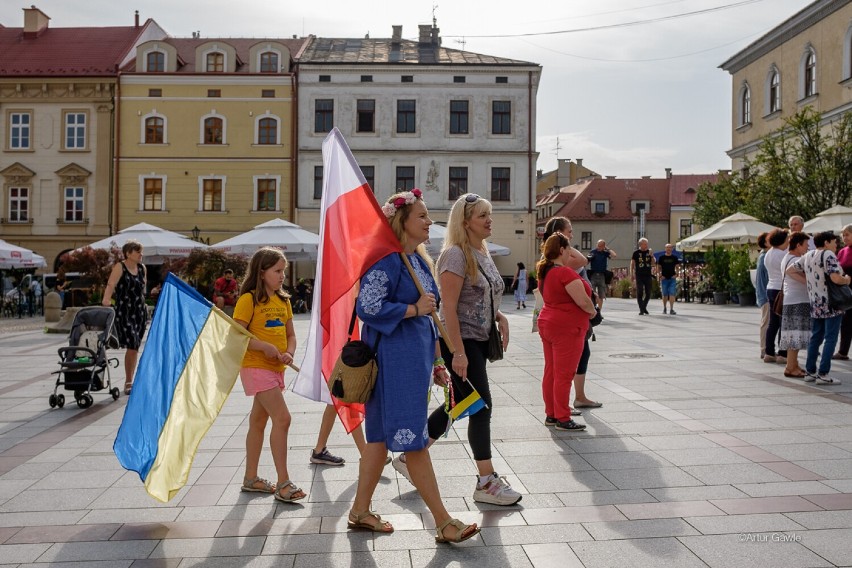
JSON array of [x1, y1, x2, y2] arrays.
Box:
[[436, 518, 479, 543]]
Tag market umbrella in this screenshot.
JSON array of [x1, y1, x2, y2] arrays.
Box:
[[676, 212, 775, 252], [1, 253, 47, 270], [424, 224, 511, 257], [82, 222, 208, 264], [0, 239, 35, 267], [803, 205, 852, 233], [211, 218, 319, 260]]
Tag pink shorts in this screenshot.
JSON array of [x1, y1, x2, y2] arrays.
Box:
[[240, 367, 284, 396]]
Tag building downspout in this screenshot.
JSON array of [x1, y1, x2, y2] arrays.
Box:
[[527, 70, 533, 215], [290, 69, 298, 222], [112, 71, 122, 235]]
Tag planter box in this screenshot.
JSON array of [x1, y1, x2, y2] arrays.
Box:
[[713, 292, 730, 305]]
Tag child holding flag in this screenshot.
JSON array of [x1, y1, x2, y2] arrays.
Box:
[[233, 247, 305, 503]]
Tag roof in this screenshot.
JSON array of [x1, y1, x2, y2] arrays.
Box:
[[668, 174, 718, 207], [123, 37, 310, 73], [0, 21, 156, 76], [539, 178, 671, 225], [299, 37, 538, 66]]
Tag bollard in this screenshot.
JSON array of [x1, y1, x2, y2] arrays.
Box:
[[44, 291, 62, 323]]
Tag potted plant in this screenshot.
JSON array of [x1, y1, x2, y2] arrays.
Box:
[[614, 278, 632, 299], [703, 248, 731, 305], [729, 247, 756, 307]]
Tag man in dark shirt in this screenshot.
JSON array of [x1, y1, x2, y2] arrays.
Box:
[[631, 238, 655, 315], [587, 240, 617, 310], [657, 244, 681, 315]]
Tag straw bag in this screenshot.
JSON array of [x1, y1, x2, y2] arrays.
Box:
[[328, 309, 381, 404]]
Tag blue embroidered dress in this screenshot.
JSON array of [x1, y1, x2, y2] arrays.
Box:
[[356, 253, 439, 452]]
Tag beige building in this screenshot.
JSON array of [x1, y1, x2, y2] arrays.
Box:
[[720, 0, 852, 171], [0, 8, 166, 268]]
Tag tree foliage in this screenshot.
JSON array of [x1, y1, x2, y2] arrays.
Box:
[[173, 248, 248, 296], [693, 107, 852, 228], [58, 246, 122, 287]]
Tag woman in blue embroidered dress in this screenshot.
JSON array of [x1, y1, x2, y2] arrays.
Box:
[[348, 189, 480, 544]]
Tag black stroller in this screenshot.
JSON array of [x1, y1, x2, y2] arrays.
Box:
[[49, 306, 120, 409]]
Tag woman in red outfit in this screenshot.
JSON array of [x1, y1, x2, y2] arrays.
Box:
[[536, 232, 598, 431]]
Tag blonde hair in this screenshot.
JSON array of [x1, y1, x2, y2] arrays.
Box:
[[439, 193, 492, 281], [239, 247, 290, 305], [384, 191, 435, 274]]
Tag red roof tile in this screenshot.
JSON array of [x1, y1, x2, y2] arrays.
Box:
[[668, 174, 718, 207], [541, 178, 671, 224]]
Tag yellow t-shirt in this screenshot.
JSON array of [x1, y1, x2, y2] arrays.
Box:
[[233, 292, 293, 372]]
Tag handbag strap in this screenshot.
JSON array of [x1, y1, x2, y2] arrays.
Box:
[[477, 262, 497, 326], [346, 305, 381, 352]]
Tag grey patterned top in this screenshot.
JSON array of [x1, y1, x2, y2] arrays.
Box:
[[438, 246, 504, 341]]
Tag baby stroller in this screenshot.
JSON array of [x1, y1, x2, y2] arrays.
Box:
[[49, 306, 120, 409]]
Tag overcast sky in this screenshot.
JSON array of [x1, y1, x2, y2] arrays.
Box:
[[1, 0, 814, 178]]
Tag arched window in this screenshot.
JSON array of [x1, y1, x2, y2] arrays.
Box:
[[740, 84, 751, 125], [769, 70, 780, 113], [260, 51, 279, 73], [843, 24, 852, 81], [146, 51, 165, 72], [204, 117, 223, 144], [206, 52, 224, 72], [145, 116, 164, 143], [257, 117, 278, 144], [804, 50, 817, 98]]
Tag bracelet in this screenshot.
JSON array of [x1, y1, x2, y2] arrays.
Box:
[[454, 353, 466, 359], [433, 357, 445, 367], [413, 303, 419, 317]]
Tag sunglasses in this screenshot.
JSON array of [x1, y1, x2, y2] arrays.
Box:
[[464, 194, 481, 203]]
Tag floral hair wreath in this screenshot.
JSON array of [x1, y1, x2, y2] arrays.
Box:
[[381, 188, 423, 219]]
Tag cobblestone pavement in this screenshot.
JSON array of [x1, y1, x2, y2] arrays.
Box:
[[1, 297, 851, 567]]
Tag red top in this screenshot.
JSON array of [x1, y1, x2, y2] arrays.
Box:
[[538, 265, 591, 326], [837, 245, 852, 272]]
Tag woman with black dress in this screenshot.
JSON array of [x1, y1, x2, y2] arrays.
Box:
[[102, 240, 148, 395]]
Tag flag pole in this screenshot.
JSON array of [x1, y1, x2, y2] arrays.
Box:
[[399, 253, 456, 353]]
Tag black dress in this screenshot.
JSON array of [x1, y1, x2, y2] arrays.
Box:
[[114, 262, 147, 350]]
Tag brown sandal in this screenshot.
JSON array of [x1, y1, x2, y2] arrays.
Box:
[[240, 476, 274, 493], [347, 510, 394, 533], [274, 480, 306, 503], [435, 518, 480, 543]]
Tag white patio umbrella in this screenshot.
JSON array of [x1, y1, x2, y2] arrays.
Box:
[[676, 212, 776, 252], [81, 222, 207, 264], [0, 239, 34, 265], [803, 205, 852, 233], [211, 218, 319, 260], [1, 253, 47, 270], [424, 224, 511, 257]]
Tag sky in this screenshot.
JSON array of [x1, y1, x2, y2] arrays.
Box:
[[0, 0, 815, 178]]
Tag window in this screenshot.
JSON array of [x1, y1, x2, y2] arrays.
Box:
[[260, 51, 278, 73], [148, 88, 162, 97], [449, 167, 468, 200], [206, 52, 224, 72], [449, 100, 469, 134], [804, 50, 817, 98], [315, 99, 333, 133], [319, 75, 331, 82], [143, 178, 163, 211], [201, 179, 223, 211], [145, 117, 164, 144], [64, 112, 86, 149], [257, 117, 277, 144], [361, 75, 373, 82], [769, 71, 781, 113], [397, 100, 416, 133], [256, 178, 277, 211], [396, 166, 415, 191], [490, 167, 510, 201], [9, 187, 28, 222], [313, 166, 323, 199], [496, 76, 508, 84], [204, 117, 223, 144], [64, 187, 84, 222], [401, 75, 413, 83], [146, 51, 165, 72], [680, 218, 693, 239], [740, 84, 751, 125], [492, 101, 511, 134], [360, 166, 375, 192], [581, 232, 592, 250], [357, 99, 375, 133], [593, 201, 608, 215], [453, 76, 466, 83], [262, 89, 275, 98], [9, 112, 31, 149], [207, 89, 221, 97]]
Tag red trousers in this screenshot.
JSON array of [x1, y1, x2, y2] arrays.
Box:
[[538, 317, 587, 422]]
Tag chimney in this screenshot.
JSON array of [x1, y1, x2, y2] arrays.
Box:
[[606, 176, 616, 179], [391, 25, 402, 44], [418, 24, 431, 44], [577, 158, 584, 168], [641, 175, 651, 179], [665, 167, 672, 179], [23, 6, 50, 39], [134, 10, 139, 27], [431, 25, 441, 46]]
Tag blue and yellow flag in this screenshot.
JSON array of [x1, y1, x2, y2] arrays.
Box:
[[450, 379, 487, 422], [113, 274, 251, 502]]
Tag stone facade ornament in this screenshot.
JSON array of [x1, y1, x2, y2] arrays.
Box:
[[425, 160, 439, 191]]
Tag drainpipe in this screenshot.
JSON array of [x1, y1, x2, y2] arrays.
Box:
[[527, 70, 534, 263], [112, 70, 122, 234], [291, 68, 298, 223]]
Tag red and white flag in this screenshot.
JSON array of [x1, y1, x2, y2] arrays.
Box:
[[292, 128, 401, 432]]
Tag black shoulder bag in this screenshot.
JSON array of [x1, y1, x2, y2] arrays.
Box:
[[821, 250, 852, 312], [477, 264, 503, 362]]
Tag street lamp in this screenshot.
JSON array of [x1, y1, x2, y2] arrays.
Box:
[[191, 226, 200, 241]]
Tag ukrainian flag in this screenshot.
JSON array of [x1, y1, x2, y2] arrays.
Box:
[[113, 274, 251, 502], [450, 379, 487, 422]]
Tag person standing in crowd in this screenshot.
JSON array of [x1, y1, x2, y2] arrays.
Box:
[[631, 238, 655, 315], [537, 232, 598, 430], [793, 231, 848, 385], [779, 232, 811, 378], [764, 228, 789, 364], [511, 262, 528, 309], [755, 232, 770, 360], [233, 247, 305, 503], [102, 240, 148, 395], [833, 224, 852, 361], [587, 240, 616, 311], [350, 189, 480, 543], [789, 215, 815, 250], [657, 244, 680, 315], [212, 268, 238, 310]]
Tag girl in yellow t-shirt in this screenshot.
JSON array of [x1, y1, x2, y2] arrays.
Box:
[[232, 247, 305, 503]]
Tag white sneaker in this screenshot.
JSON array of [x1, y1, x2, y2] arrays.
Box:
[[804, 372, 817, 383], [472, 473, 522, 506], [816, 374, 842, 385], [392, 454, 412, 483]]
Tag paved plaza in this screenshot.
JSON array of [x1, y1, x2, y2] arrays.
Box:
[[1, 297, 852, 567]]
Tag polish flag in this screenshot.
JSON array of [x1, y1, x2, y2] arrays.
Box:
[[292, 128, 402, 432]]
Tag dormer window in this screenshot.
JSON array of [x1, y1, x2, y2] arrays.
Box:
[[631, 200, 650, 215], [591, 200, 609, 216], [146, 51, 165, 73], [260, 51, 278, 73], [206, 52, 224, 73]]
